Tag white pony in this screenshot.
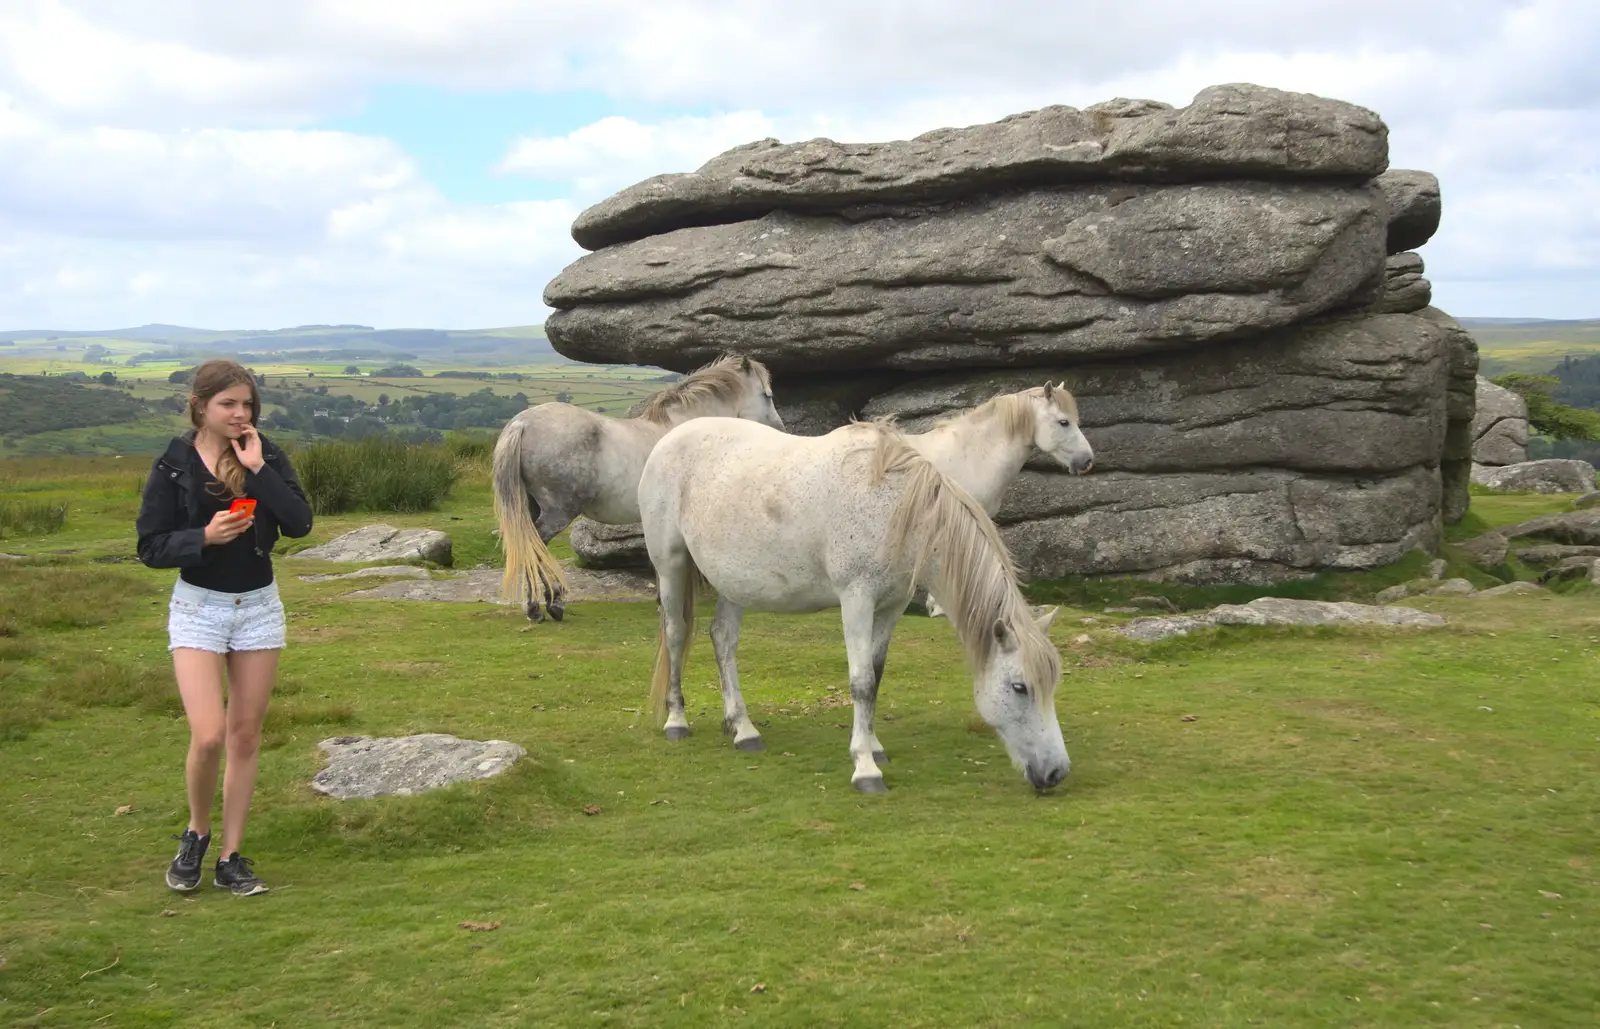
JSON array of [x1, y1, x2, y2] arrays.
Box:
[[639, 417, 1069, 793], [492, 354, 783, 623]]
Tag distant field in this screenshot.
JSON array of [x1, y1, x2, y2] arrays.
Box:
[[1464, 319, 1600, 377]]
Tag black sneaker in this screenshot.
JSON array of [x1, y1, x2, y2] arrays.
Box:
[[214, 852, 269, 897], [165, 829, 210, 892]]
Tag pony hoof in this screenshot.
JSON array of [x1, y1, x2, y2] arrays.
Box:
[[872, 750, 889, 764], [547, 602, 566, 622], [664, 726, 691, 741], [735, 736, 766, 752], [852, 776, 889, 794], [524, 605, 544, 623]]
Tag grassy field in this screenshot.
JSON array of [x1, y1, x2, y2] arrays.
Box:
[[1466, 320, 1600, 377], [0, 454, 1595, 1027]]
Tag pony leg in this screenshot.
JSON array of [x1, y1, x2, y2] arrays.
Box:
[[864, 605, 899, 765], [533, 502, 580, 622], [840, 589, 888, 793], [654, 556, 695, 741], [710, 596, 763, 751]]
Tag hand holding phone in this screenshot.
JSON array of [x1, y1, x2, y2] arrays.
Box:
[[205, 501, 255, 545]]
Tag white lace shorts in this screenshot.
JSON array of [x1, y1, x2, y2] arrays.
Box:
[[168, 579, 286, 654]]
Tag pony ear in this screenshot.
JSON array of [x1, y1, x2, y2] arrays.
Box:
[[1042, 382, 1054, 398], [740, 355, 752, 373], [992, 618, 1019, 654], [1033, 605, 1058, 632]]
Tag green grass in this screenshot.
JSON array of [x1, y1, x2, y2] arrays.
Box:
[[0, 498, 68, 538], [0, 458, 1595, 1027], [290, 436, 466, 516]]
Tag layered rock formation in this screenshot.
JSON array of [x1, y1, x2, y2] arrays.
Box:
[[544, 84, 1474, 584], [1470, 375, 1531, 466]]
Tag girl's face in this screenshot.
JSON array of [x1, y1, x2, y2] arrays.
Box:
[[197, 385, 256, 439]]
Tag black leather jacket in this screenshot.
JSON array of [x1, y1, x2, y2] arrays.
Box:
[[135, 430, 314, 569]]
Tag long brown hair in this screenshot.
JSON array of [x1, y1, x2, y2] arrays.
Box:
[[188, 358, 261, 499]]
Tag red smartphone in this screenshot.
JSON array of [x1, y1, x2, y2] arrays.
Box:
[[229, 498, 257, 517]]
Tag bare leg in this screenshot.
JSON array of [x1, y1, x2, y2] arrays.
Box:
[[220, 649, 279, 858], [710, 596, 762, 750], [173, 649, 227, 835], [656, 554, 694, 741], [840, 589, 888, 792]]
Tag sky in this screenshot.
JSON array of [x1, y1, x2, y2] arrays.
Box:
[[0, 0, 1595, 331]]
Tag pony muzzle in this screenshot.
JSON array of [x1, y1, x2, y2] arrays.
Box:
[[1027, 759, 1069, 791]]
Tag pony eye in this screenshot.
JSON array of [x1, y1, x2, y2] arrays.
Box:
[[1010, 682, 1028, 696], [1057, 418, 1071, 427]]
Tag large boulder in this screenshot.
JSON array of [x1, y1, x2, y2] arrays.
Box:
[[569, 84, 1387, 251], [1470, 375, 1530, 466], [1471, 459, 1595, 494], [546, 181, 1387, 375], [546, 83, 1478, 585], [1374, 170, 1442, 254]]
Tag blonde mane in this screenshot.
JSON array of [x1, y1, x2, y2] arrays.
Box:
[[929, 385, 1080, 443], [638, 354, 771, 425], [862, 423, 1061, 707]]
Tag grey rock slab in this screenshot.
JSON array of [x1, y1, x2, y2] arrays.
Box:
[[861, 311, 1449, 475], [1457, 531, 1509, 567], [311, 734, 526, 799], [1426, 577, 1477, 596], [1120, 596, 1442, 641], [570, 83, 1389, 250], [292, 524, 454, 566], [1469, 581, 1546, 598], [1471, 459, 1596, 495], [1497, 510, 1600, 545], [546, 181, 1386, 375], [1470, 375, 1530, 466], [1372, 252, 1431, 314], [297, 565, 433, 583], [1575, 491, 1600, 509], [1508, 544, 1600, 567], [1374, 169, 1442, 254], [345, 563, 656, 604]]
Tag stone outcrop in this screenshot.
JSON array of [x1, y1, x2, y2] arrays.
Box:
[[1471, 459, 1596, 494], [1470, 376, 1530, 466], [1118, 596, 1444, 642], [550, 83, 1473, 584]]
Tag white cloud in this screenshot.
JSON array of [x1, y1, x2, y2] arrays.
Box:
[[0, 0, 1596, 326]]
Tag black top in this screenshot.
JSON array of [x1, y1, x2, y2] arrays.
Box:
[[135, 430, 315, 594], [180, 450, 275, 593]]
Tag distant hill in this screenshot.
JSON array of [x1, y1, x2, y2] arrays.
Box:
[[1455, 318, 1600, 377], [0, 322, 552, 363]]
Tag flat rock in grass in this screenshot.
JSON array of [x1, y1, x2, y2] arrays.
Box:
[[311, 734, 525, 799], [0, 553, 24, 560], [345, 563, 656, 604], [1119, 596, 1443, 642], [1575, 491, 1600, 510], [1498, 510, 1600, 546], [1510, 544, 1600, 567], [1457, 531, 1509, 567], [1427, 578, 1477, 596], [293, 524, 453, 566], [297, 565, 432, 583], [1470, 581, 1546, 598], [1209, 597, 1445, 629], [1538, 556, 1600, 584]]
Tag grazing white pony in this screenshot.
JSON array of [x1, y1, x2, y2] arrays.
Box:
[[900, 383, 1094, 617], [639, 417, 1069, 793], [492, 354, 783, 623]]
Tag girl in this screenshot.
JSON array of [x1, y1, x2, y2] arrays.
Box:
[[135, 359, 314, 896]]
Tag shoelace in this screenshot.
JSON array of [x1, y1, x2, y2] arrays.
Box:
[[171, 832, 206, 864], [225, 855, 259, 881]]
